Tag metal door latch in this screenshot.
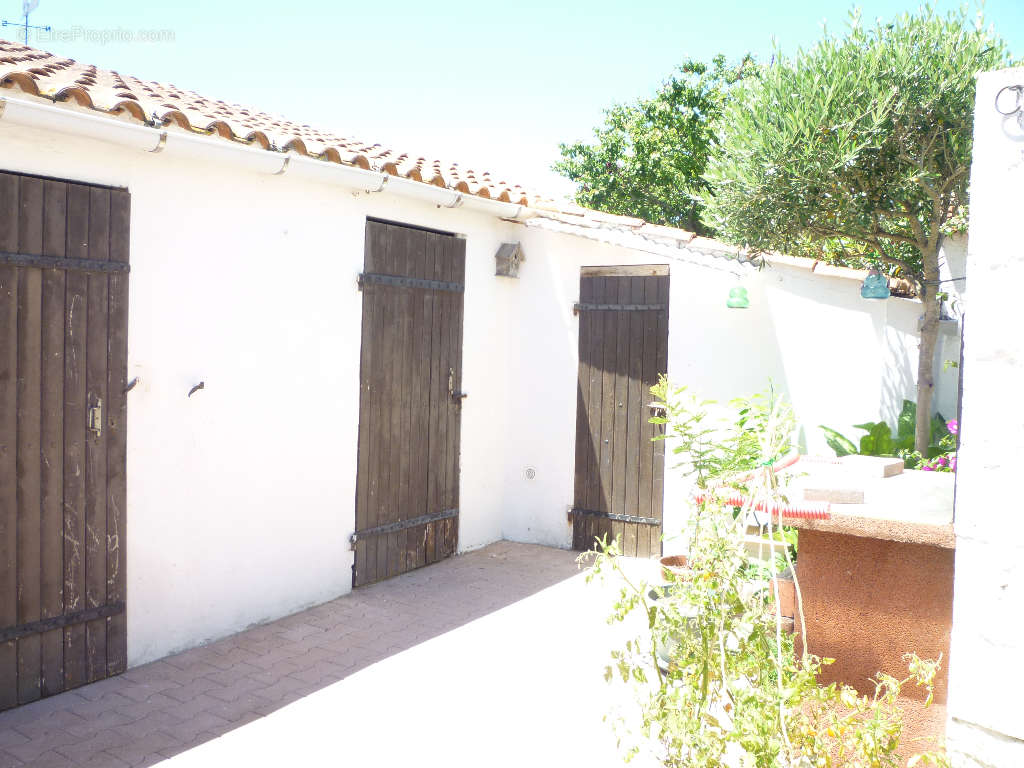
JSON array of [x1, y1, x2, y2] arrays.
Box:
[[448, 368, 468, 404], [648, 402, 667, 418], [87, 398, 102, 438]]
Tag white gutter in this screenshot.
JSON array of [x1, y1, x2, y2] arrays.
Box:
[[460, 193, 528, 220], [0, 94, 164, 152], [383, 174, 463, 208], [159, 129, 284, 175], [0, 94, 535, 220], [285, 153, 387, 193]]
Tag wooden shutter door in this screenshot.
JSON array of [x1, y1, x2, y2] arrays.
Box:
[[352, 220, 465, 586], [571, 267, 669, 556], [0, 171, 129, 710]]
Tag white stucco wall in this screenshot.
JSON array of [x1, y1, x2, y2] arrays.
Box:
[[946, 67, 1024, 767], [0, 106, 952, 666], [497, 227, 931, 547], [0, 117, 529, 664], [934, 234, 968, 421]]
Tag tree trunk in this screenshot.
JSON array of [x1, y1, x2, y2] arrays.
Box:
[[914, 255, 941, 454]]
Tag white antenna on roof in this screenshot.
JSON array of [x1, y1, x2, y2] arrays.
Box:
[[2, 0, 50, 45]]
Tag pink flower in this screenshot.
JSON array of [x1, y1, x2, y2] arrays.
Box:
[[936, 456, 948, 467], [950, 456, 957, 472], [947, 419, 959, 435], [922, 465, 934, 472]]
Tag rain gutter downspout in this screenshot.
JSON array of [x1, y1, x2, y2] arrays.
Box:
[[0, 94, 535, 220]]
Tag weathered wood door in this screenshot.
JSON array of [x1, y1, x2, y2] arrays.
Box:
[[571, 267, 669, 556], [352, 220, 465, 587], [0, 171, 130, 710]]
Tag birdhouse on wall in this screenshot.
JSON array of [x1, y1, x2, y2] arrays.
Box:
[[495, 242, 524, 278]]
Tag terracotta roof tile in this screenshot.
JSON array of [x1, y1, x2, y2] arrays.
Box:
[[0, 39, 915, 293], [0, 38, 541, 206]]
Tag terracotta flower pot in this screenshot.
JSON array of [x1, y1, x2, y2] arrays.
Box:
[[770, 573, 796, 619], [659, 554, 691, 582]]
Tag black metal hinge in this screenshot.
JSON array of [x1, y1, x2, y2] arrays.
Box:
[[358, 272, 463, 293], [0, 251, 130, 273], [350, 508, 458, 549], [0, 602, 126, 643], [573, 302, 665, 315], [571, 508, 661, 526]]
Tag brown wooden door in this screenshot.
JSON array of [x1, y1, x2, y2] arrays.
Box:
[[571, 267, 669, 556], [352, 220, 465, 587], [0, 171, 130, 710]]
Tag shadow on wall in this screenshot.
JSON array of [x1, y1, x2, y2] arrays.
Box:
[[758, 264, 930, 452], [879, 304, 918, 426], [879, 298, 960, 426]]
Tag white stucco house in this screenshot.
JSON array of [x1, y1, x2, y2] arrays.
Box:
[[0, 39, 961, 710]]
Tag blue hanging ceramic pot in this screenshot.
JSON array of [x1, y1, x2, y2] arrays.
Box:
[[861, 269, 891, 299]]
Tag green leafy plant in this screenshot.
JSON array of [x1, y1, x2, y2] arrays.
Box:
[[586, 380, 947, 766], [820, 400, 956, 469]]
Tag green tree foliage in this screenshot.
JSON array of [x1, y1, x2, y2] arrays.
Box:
[[554, 55, 758, 233], [702, 6, 1014, 452]]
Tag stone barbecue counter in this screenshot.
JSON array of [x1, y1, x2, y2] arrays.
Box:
[[777, 456, 956, 762], [779, 462, 956, 549]]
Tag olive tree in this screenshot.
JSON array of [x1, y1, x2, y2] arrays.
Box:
[[702, 7, 1013, 452]]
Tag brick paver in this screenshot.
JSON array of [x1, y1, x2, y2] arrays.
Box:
[[0, 542, 589, 767]]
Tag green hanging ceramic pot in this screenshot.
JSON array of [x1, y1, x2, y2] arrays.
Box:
[[727, 286, 750, 308]]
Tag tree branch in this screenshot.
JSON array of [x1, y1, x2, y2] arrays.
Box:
[[901, 201, 926, 244], [897, 146, 943, 206], [939, 165, 969, 196], [849, 249, 916, 271], [868, 209, 922, 249], [805, 224, 917, 273], [867, 237, 919, 277], [872, 229, 919, 247]]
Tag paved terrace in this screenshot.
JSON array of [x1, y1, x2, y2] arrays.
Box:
[[0, 542, 657, 767]]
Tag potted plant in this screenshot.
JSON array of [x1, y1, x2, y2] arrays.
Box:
[[585, 380, 948, 767]]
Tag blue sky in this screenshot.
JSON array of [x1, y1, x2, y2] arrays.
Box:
[[7, 0, 1022, 198]]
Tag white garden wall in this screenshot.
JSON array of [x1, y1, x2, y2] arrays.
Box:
[[498, 224, 935, 547], [0, 106, 954, 667]]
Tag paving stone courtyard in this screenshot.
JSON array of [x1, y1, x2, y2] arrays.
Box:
[[0, 541, 656, 767]]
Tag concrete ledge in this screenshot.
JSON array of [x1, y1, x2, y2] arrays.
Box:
[[783, 469, 956, 549], [782, 513, 955, 549]]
